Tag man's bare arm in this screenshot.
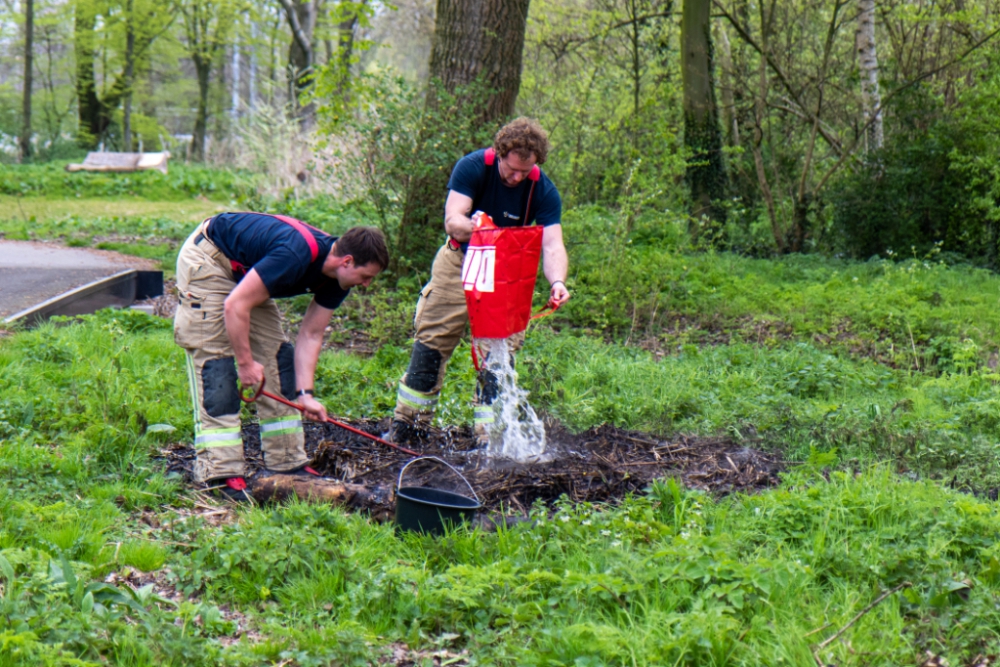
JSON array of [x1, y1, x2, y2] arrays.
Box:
[[542, 224, 570, 306], [443, 190, 476, 242], [223, 269, 271, 387], [293, 299, 335, 421]]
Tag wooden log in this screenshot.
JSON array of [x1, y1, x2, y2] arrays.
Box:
[[250, 474, 395, 518]]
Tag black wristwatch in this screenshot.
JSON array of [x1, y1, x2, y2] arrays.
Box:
[[297, 389, 314, 398]]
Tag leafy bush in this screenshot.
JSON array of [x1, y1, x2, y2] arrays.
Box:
[[831, 65, 1000, 265]]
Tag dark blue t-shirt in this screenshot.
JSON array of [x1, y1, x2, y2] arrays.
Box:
[[206, 212, 349, 310], [447, 149, 562, 230]]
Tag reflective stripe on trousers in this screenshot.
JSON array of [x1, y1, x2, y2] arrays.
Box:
[[397, 382, 439, 411], [260, 416, 304, 438], [194, 426, 243, 449]]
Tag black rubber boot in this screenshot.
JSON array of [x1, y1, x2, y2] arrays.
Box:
[[389, 419, 428, 445]]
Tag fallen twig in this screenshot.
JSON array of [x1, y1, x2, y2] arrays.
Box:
[[812, 582, 912, 666], [803, 622, 831, 638], [622, 435, 659, 446]]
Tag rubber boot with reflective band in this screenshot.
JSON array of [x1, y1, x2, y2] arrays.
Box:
[[396, 382, 439, 414]]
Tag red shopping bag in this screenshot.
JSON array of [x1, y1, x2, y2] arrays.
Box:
[[462, 221, 544, 340]]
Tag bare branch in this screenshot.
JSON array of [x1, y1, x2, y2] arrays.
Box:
[[277, 0, 312, 61], [813, 23, 1000, 195], [714, 0, 843, 156]]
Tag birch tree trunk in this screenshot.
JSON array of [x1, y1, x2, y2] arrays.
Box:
[[248, 18, 257, 111], [856, 0, 883, 152], [397, 0, 532, 264], [231, 33, 240, 119], [682, 0, 727, 231], [20, 0, 34, 161]]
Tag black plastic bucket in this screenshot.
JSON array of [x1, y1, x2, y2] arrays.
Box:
[[394, 457, 481, 535]]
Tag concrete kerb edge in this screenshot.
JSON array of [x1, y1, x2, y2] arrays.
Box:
[[4, 269, 140, 327]]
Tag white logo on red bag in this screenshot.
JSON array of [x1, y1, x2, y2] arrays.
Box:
[[462, 246, 495, 293]]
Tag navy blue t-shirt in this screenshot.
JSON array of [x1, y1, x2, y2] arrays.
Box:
[[206, 212, 350, 310], [447, 149, 562, 231]]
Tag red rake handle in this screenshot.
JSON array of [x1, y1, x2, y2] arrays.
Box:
[[530, 302, 560, 321], [241, 380, 419, 457]]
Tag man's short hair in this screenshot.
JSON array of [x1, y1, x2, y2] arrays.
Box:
[[494, 117, 550, 165], [333, 226, 390, 270]]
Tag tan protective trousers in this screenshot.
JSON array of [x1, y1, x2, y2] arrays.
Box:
[[174, 221, 309, 483], [394, 242, 523, 430]]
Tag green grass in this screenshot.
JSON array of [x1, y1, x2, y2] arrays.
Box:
[[0, 196, 224, 224], [4, 198, 1000, 663], [0, 162, 254, 201], [2, 310, 1000, 663]]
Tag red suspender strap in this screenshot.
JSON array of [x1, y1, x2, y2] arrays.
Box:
[[483, 148, 541, 225], [524, 179, 537, 224], [227, 212, 322, 279], [271, 214, 319, 261]]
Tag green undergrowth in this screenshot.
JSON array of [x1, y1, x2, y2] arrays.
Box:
[[0, 162, 254, 201], [283, 205, 1000, 376], [559, 207, 1000, 372], [3, 312, 1000, 662], [164, 469, 1000, 665], [8, 195, 1000, 374]]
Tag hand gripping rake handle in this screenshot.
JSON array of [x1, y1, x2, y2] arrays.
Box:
[[241, 379, 419, 457]]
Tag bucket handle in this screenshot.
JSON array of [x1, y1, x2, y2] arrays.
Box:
[[397, 456, 480, 505]]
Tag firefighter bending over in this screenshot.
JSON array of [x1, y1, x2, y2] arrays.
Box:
[[174, 212, 388, 501], [392, 118, 570, 444]]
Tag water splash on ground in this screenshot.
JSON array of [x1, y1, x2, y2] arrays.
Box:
[[479, 338, 548, 462]]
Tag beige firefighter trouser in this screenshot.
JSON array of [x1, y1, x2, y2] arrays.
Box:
[[393, 241, 524, 431], [174, 221, 309, 483]]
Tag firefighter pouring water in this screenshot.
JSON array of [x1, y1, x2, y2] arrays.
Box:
[[392, 118, 570, 444]]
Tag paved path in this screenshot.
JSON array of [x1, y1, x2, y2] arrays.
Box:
[[0, 241, 154, 319]]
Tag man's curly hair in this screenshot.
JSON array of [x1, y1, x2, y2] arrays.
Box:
[[493, 117, 550, 165]]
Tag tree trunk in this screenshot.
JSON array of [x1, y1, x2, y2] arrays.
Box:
[[335, 3, 362, 95], [398, 0, 532, 265], [191, 57, 211, 161], [20, 0, 34, 161], [248, 17, 257, 111], [122, 0, 136, 152], [281, 0, 317, 128], [714, 19, 739, 147], [682, 0, 727, 233], [231, 33, 240, 119], [75, 3, 101, 147], [856, 0, 883, 152], [753, 40, 782, 252]]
